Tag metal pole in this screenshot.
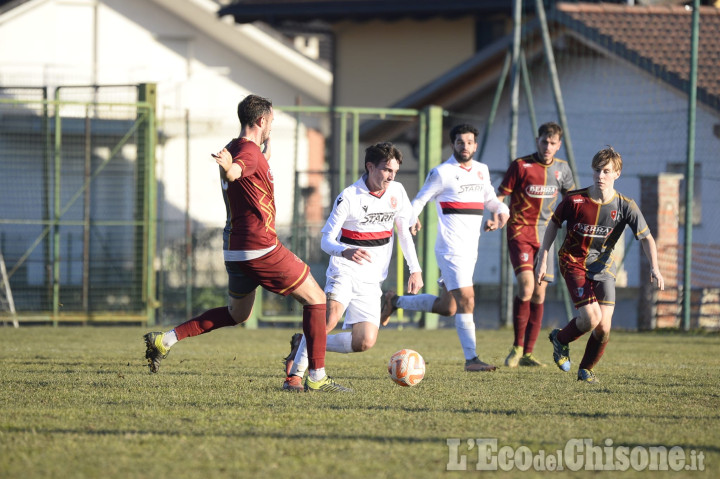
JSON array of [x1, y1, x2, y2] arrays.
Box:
[[185, 109, 193, 321], [535, 0, 579, 186], [501, 0, 523, 329], [339, 112, 347, 190], [53, 90, 62, 326], [83, 105, 92, 312], [292, 98, 302, 254], [352, 111, 360, 177], [520, 50, 538, 136], [682, 0, 700, 331], [478, 50, 511, 161]]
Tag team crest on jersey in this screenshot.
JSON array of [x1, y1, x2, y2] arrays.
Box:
[[555, 171, 562, 181], [576, 287, 584, 297], [267, 168, 274, 183], [611, 210, 618, 221], [477, 171, 484, 180], [520, 253, 529, 262], [390, 196, 398, 209]]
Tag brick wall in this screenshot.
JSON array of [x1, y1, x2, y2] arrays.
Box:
[[637, 174, 682, 329]]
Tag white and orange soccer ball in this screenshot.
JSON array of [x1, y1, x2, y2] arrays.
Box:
[[388, 349, 425, 387]]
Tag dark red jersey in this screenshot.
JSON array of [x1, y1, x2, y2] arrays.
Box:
[[221, 138, 277, 252], [499, 153, 574, 245], [551, 187, 650, 280]]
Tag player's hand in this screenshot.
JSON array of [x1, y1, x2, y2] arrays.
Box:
[[651, 268, 665, 291], [410, 219, 422, 236], [535, 262, 547, 285], [212, 148, 233, 172], [484, 219, 498, 232], [496, 213, 510, 230], [406, 272, 423, 295], [342, 248, 372, 264]]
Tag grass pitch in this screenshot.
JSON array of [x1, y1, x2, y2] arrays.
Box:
[[0, 326, 718, 478]]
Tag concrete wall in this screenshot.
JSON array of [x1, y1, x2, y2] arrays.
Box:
[[333, 18, 475, 107]]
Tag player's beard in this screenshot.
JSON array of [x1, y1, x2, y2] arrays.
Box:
[[453, 147, 474, 164]]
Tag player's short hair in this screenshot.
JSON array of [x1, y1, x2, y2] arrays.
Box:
[[365, 142, 403, 173], [449, 124, 479, 143], [592, 146, 623, 173], [237, 95, 273, 130], [538, 122, 563, 139]]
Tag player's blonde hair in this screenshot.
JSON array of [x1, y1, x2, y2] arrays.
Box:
[[591, 146, 623, 173]]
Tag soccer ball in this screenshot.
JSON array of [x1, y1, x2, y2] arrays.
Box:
[[388, 349, 425, 387]]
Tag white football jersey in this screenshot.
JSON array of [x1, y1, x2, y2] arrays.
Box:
[[413, 155, 508, 258], [322, 176, 420, 283]]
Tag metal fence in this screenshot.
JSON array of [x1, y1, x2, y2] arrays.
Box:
[[0, 85, 157, 325]]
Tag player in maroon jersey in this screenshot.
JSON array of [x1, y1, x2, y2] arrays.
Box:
[[143, 95, 350, 392], [487, 122, 575, 368], [536, 147, 664, 383]]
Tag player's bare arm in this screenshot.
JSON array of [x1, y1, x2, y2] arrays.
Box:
[[536, 220, 558, 284], [213, 148, 243, 182], [406, 271, 423, 295], [341, 247, 372, 264], [640, 235, 665, 290]]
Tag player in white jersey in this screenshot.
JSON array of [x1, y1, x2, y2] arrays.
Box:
[[283, 142, 423, 390], [380, 124, 509, 371]]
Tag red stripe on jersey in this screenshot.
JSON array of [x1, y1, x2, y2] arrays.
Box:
[[439, 201, 484, 210], [340, 228, 392, 240]]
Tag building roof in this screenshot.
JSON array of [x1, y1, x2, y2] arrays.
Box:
[[552, 2, 720, 111], [382, 2, 720, 113], [355, 2, 720, 141], [217, 0, 527, 25]]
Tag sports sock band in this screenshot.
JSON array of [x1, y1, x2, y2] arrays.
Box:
[[512, 296, 530, 347], [396, 294, 437, 313], [454, 313, 477, 360]]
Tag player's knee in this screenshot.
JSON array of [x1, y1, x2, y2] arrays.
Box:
[[352, 336, 375, 352], [587, 311, 602, 328], [594, 328, 610, 343], [434, 300, 456, 317], [229, 309, 248, 324], [518, 284, 534, 301], [457, 297, 474, 313], [530, 291, 545, 303]]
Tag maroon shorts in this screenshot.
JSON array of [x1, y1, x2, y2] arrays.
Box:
[[560, 264, 615, 308], [508, 239, 554, 282], [225, 242, 310, 297]]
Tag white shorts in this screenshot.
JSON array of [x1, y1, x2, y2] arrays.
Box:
[[325, 275, 382, 328], [437, 254, 476, 291]]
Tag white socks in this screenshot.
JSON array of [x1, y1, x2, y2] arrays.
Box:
[[291, 332, 355, 379], [290, 335, 309, 377], [455, 313, 477, 360], [308, 368, 325, 381], [396, 294, 437, 313], [326, 332, 354, 354], [162, 329, 178, 349]]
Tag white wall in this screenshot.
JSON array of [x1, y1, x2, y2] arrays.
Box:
[[465, 54, 720, 286], [0, 0, 332, 241]]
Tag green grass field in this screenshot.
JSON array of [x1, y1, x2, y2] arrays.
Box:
[[1, 326, 718, 478]]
